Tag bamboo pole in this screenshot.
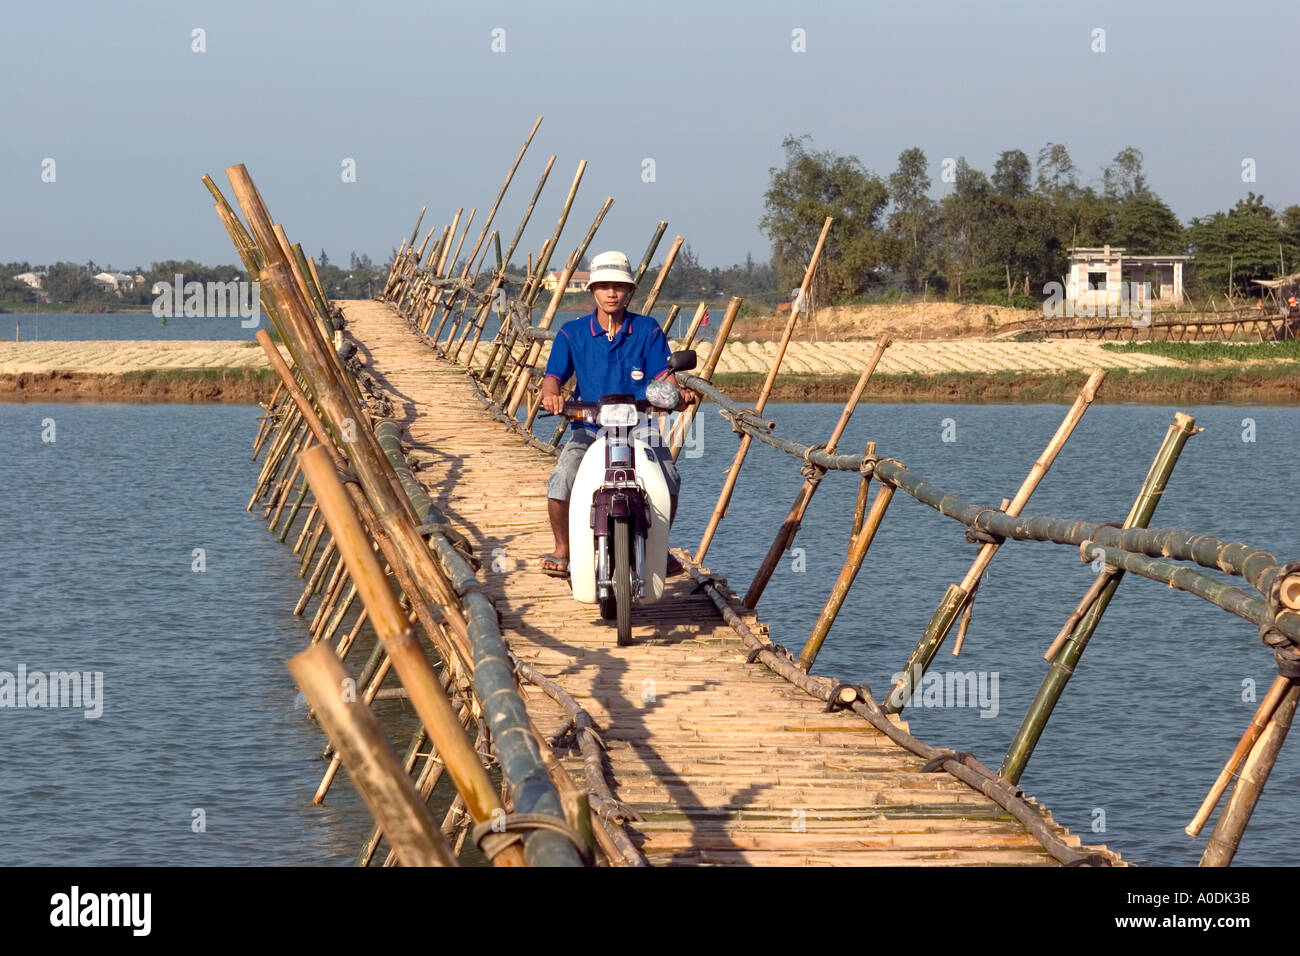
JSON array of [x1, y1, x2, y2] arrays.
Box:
[[998, 411, 1199, 781], [637, 235, 683, 317], [505, 196, 613, 416], [884, 368, 1108, 715], [314, 653, 393, 803], [1200, 681, 1299, 866], [428, 115, 541, 338], [695, 217, 832, 564], [1186, 674, 1293, 837], [455, 154, 556, 348], [298, 445, 528, 867], [796, 482, 898, 671], [633, 221, 668, 287], [669, 299, 741, 462], [254, 329, 473, 669], [287, 642, 456, 867], [743, 335, 891, 608], [850, 440, 877, 540]]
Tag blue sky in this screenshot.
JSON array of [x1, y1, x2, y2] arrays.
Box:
[[2, 0, 1295, 270]]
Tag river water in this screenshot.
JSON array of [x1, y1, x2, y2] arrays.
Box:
[[1, 328, 1296, 865]]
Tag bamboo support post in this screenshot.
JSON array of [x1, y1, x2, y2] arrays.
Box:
[[668, 299, 740, 461], [287, 642, 455, 867], [1200, 681, 1299, 866], [632, 221, 667, 287], [796, 481, 898, 671], [429, 116, 542, 337], [637, 235, 683, 317], [1186, 674, 1293, 837], [743, 335, 891, 608], [694, 217, 832, 564], [506, 196, 613, 416], [998, 410, 1199, 781], [456, 154, 556, 349], [298, 445, 530, 867], [884, 368, 1108, 715], [314, 653, 393, 803], [850, 440, 877, 540]]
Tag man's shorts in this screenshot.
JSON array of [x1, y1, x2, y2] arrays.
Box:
[[547, 427, 681, 501]]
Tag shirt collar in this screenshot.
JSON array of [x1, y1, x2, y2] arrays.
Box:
[[589, 310, 630, 339]]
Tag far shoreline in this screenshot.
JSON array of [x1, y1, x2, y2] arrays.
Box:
[[3, 365, 1297, 406]]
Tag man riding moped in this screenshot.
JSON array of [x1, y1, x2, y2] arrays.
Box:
[[538, 249, 697, 580]]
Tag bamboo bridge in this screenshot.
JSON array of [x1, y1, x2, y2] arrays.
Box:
[[208, 119, 1300, 868]]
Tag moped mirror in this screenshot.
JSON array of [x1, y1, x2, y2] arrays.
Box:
[[667, 350, 697, 372]]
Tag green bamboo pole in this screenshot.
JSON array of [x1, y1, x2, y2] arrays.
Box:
[[1200, 682, 1299, 866], [999, 411, 1200, 783], [796, 481, 898, 671], [883, 369, 1108, 715]]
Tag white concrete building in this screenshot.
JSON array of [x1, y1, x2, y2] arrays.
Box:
[[1066, 246, 1190, 312]]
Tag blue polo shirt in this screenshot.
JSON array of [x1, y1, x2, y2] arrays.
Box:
[[544, 310, 672, 433]]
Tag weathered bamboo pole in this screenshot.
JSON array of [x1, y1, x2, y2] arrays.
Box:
[[443, 152, 556, 341], [884, 368, 1108, 715], [249, 411, 303, 510], [296, 540, 338, 614], [1186, 674, 1293, 837], [998, 410, 1199, 781], [255, 329, 472, 668], [796, 481, 898, 671], [287, 641, 456, 867], [505, 196, 613, 416], [277, 474, 311, 542], [637, 235, 683, 317], [293, 503, 319, 554], [257, 258, 467, 627], [743, 335, 891, 608], [317, 582, 359, 646], [668, 298, 741, 462], [314, 653, 393, 803], [850, 440, 877, 540], [251, 384, 284, 458], [1200, 681, 1299, 866], [449, 230, 499, 362], [694, 217, 832, 563], [298, 445, 531, 867], [632, 221, 668, 288], [427, 115, 541, 338]]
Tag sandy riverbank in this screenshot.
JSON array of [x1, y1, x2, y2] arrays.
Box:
[[2, 338, 1296, 404]]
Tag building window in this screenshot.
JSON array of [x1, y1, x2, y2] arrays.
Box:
[[1088, 270, 1107, 291]]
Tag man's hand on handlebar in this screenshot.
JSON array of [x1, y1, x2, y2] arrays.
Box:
[[541, 392, 566, 415], [676, 388, 699, 412]]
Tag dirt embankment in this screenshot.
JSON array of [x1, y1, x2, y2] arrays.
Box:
[[0, 369, 275, 403], [734, 302, 1040, 341], [711, 366, 1300, 405]]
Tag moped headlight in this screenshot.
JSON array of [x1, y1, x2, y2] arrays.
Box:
[[598, 403, 638, 427]]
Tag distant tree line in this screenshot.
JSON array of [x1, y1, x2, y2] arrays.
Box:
[[0, 252, 387, 307], [760, 135, 1300, 307]]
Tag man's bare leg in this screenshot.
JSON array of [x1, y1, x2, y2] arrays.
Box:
[[547, 497, 570, 562]]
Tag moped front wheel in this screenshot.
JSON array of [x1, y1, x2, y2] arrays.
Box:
[[613, 517, 632, 646]]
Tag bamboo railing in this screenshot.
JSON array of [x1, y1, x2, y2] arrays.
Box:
[[232, 115, 1297, 868]]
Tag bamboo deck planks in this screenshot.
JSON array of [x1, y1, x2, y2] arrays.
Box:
[[338, 299, 1113, 867]]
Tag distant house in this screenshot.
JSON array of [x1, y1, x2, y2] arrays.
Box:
[[1066, 245, 1190, 311], [13, 271, 45, 289], [541, 271, 590, 295], [92, 271, 136, 293]]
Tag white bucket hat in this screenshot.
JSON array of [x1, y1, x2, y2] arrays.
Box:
[[585, 250, 637, 290]]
